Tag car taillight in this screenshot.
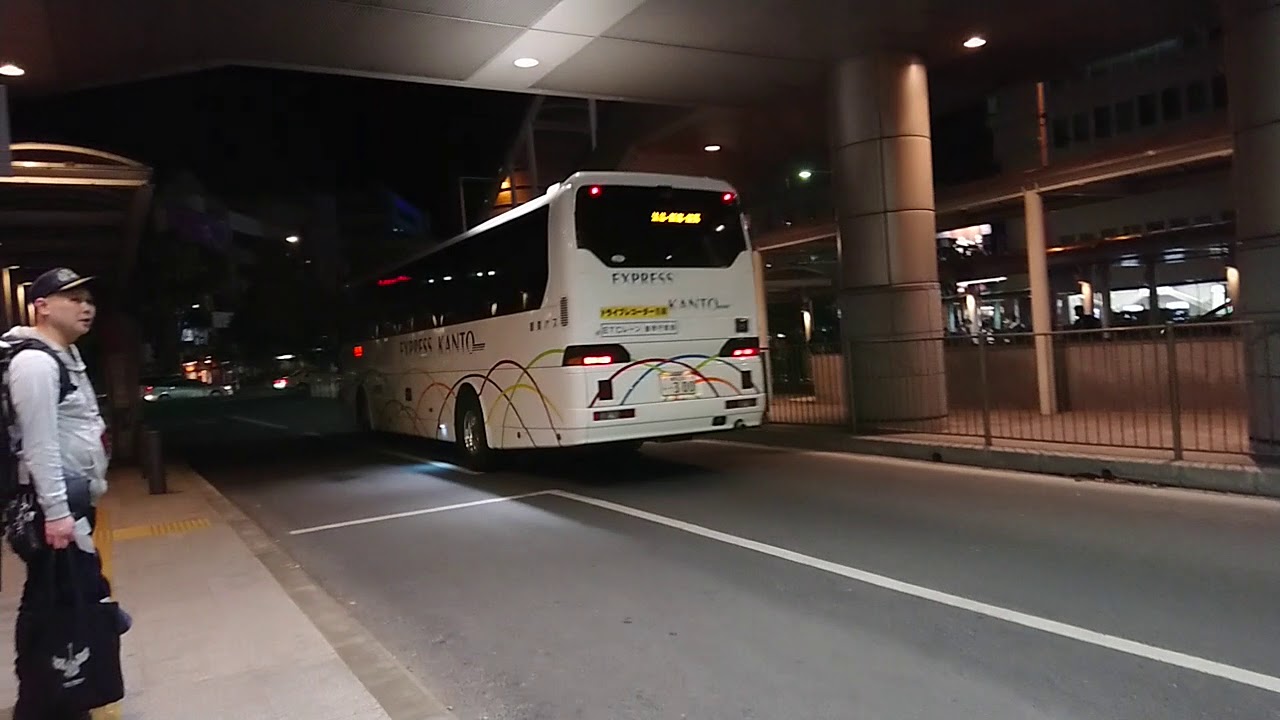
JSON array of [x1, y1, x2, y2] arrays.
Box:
[[273, 378, 288, 389], [563, 344, 631, 367], [719, 337, 760, 357], [144, 386, 153, 394], [353, 345, 364, 358]]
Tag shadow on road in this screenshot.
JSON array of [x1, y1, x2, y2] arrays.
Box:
[[144, 396, 723, 493]]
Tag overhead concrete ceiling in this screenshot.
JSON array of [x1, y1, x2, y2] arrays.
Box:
[[1, 0, 1219, 108]]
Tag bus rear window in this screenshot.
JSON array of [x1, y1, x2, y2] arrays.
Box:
[[575, 185, 747, 268]]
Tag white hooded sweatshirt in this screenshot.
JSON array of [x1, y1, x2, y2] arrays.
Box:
[[2, 326, 108, 524]]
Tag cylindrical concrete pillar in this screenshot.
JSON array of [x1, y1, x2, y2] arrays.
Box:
[[1224, 0, 1280, 451], [830, 54, 947, 425], [1024, 190, 1058, 414]]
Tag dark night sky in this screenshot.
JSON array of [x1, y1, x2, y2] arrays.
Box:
[[9, 66, 995, 237], [9, 67, 531, 237]]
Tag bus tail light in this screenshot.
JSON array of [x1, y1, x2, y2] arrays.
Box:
[[353, 345, 364, 358], [719, 337, 760, 357], [564, 344, 631, 367]]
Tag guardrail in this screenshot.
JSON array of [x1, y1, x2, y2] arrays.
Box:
[[766, 321, 1268, 459]]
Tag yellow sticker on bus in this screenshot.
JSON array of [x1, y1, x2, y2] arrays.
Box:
[[600, 306, 669, 319]]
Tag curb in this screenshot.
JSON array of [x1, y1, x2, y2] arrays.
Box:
[[734, 428, 1280, 500], [183, 465, 458, 720]]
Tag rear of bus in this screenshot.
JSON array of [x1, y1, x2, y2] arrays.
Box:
[[557, 172, 766, 446]]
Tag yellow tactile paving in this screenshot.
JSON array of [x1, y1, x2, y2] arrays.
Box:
[[92, 505, 120, 720], [87, 510, 211, 719], [111, 516, 212, 542]]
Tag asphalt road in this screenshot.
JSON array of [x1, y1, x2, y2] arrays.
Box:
[[156, 397, 1280, 720]]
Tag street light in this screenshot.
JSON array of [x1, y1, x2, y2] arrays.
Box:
[[797, 170, 813, 180], [0, 63, 25, 77], [285, 235, 300, 244]]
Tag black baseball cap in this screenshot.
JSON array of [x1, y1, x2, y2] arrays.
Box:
[[30, 267, 94, 301]]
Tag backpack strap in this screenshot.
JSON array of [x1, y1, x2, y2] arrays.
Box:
[[6, 340, 75, 404]]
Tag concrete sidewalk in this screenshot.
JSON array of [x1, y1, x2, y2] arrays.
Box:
[[0, 465, 452, 719], [736, 425, 1280, 499]]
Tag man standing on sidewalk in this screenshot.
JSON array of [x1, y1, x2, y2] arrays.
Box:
[[4, 268, 113, 720]]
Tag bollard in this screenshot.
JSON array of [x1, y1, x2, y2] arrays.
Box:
[[141, 429, 167, 494]]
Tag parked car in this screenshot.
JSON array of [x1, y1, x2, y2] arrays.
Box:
[[271, 365, 341, 398], [141, 376, 234, 402]]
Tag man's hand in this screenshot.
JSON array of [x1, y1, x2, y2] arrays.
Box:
[[44, 516, 75, 549]]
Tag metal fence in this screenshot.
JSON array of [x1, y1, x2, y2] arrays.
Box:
[[766, 321, 1272, 459]]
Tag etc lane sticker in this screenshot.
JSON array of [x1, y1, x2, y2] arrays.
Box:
[[598, 321, 679, 338]]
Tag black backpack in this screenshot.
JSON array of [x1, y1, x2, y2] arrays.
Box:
[[0, 338, 75, 507]]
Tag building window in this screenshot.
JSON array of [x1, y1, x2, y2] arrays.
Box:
[[1094, 106, 1113, 138], [1212, 72, 1229, 108], [1115, 99, 1136, 133], [1138, 93, 1158, 126], [1186, 80, 1208, 113], [1162, 87, 1183, 121], [1052, 117, 1071, 148], [1072, 111, 1091, 142]]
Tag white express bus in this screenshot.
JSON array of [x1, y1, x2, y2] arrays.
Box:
[[339, 171, 766, 468]]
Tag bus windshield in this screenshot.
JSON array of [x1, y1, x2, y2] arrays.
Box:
[[575, 185, 747, 268]]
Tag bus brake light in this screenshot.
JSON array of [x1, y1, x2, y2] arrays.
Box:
[[589, 185, 602, 196], [563, 344, 631, 367], [353, 345, 364, 358], [731, 347, 758, 357]]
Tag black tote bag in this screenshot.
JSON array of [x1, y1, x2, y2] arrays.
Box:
[[19, 550, 125, 711]]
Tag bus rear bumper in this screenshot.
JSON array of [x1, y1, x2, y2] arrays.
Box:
[[557, 395, 765, 447]]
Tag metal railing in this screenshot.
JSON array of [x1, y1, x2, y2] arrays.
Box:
[[766, 321, 1270, 459]]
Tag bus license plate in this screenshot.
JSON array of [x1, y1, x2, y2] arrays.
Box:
[[660, 372, 697, 399]]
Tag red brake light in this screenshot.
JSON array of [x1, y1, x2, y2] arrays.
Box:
[[563, 344, 632, 367], [719, 337, 760, 357], [589, 185, 602, 196], [353, 345, 364, 358], [377, 275, 411, 287], [144, 386, 153, 394], [722, 192, 736, 203]]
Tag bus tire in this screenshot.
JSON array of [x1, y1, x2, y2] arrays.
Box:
[[355, 388, 374, 433], [455, 393, 493, 471]]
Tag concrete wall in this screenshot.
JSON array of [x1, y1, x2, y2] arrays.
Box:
[[944, 334, 1246, 413]]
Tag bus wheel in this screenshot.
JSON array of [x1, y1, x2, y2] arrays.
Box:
[[456, 396, 493, 471], [356, 389, 373, 433]]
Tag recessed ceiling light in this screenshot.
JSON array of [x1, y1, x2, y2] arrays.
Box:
[[0, 63, 25, 77], [513, 57, 540, 69], [963, 36, 987, 49], [703, 144, 722, 152]]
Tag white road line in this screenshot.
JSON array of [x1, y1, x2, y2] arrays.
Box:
[[375, 448, 483, 475], [289, 492, 552, 535], [230, 415, 320, 436], [547, 489, 1280, 695]]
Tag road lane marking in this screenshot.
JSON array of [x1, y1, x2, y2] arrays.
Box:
[[547, 489, 1280, 695], [289, 492, 552, 535], [375, 448, 483, 475], [231, 415, 321, 436]]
